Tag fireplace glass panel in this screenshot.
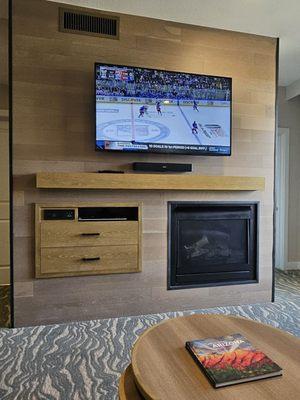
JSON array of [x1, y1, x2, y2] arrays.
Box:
[[177, 219, 248, 274]]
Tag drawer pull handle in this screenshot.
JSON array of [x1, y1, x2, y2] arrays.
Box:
[[81, 233, 100, 236], [81, 257, 100, 262]]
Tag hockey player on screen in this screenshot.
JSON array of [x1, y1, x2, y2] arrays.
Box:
[[156, 101, 162, 116], [192, 121, 199, 135], [193, 100, 199, 112], [138, 105, 150, 118], [138, 105, 145, 118]]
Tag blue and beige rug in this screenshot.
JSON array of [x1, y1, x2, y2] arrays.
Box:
[[0, 270, 299, 399]]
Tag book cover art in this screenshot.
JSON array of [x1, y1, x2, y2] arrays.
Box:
[[186, 333, 282, 388]]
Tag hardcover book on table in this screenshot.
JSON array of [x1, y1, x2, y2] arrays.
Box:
[[186, 333, 282, 388]]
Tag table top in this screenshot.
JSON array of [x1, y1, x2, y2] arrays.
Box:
[[131, 314, 300, 400]]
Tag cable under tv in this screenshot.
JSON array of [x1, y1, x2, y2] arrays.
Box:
[[132, 162, 192, 173]]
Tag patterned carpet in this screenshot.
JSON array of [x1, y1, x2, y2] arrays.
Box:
[[0, 286, 11, 328], [0, 270, 299, 400]]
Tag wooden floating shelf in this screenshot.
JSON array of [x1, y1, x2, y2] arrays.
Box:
[[36, 172, 265, 191]]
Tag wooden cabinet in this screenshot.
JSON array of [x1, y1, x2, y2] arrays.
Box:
[[40, 245, 139, 275], [41, 221, 139, 247], [35, 203, 142, 278]]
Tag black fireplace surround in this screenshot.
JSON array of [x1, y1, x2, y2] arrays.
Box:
[[168, 202, 259, 290]]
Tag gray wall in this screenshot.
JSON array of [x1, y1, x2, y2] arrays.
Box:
[[278, 86, 300, 264]]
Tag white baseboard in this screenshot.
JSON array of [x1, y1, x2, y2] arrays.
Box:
[[286, 261, 300, 270]]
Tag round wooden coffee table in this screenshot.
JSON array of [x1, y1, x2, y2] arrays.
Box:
[[119, 364, 144, 400], [131, 314, 300, 400]]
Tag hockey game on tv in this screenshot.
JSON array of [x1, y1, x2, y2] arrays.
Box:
[[95, 64, 232, 155]]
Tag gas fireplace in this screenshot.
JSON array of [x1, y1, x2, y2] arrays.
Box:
[[168, 202, 259, 289]]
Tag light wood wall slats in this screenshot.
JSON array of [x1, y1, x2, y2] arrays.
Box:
[[13, 0, 277, 326], [0, 1, 10, 288]]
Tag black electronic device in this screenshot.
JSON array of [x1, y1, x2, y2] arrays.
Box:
[[43, 209, 75, 220], [78, 207, 138, 221], [95, 63, 232, 156], [132, 162, 192, 173], [97, 170, 125, 174]]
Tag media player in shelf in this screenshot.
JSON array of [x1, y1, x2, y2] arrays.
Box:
[[78, 207, 138, 221], [78, 217, 128, 221], [43, 209, 75, 220]]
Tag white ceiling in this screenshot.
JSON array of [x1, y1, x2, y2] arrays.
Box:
[[48, 0, 300, 86]]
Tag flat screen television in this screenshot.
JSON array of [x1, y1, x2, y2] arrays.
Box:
[[95, 63, 232, 156]]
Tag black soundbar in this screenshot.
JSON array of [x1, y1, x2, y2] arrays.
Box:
[[132, 162, 192, 173]]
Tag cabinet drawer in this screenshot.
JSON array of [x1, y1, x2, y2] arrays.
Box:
[[40, 221, 138, 247], [40, 245, 139, 276]]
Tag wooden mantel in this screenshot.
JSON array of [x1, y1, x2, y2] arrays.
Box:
[[36, 172, 265, 191]]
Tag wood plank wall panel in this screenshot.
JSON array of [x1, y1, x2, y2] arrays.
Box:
[[13, 0, 277, 326], [0, 0, 10, 287]]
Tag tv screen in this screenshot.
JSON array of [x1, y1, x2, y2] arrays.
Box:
[[95, 63, 232, 156]]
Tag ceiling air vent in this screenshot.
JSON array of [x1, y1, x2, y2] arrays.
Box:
[[59, 8, 119, 39]]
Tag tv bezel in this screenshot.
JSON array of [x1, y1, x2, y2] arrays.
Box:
[[94, 62, 232, 157]]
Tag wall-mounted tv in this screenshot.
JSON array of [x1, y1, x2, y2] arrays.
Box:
[[95, 63, 232, 156]]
